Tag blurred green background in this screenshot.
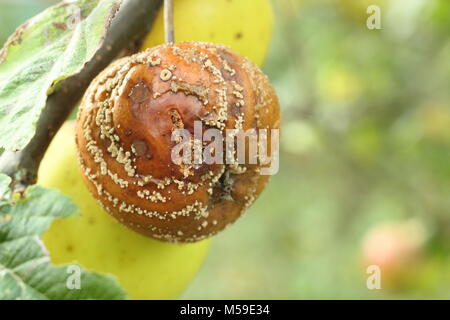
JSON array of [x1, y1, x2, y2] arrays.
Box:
[[2, 0, 450, 299]]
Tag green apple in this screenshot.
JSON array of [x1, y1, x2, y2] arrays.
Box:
[[38, 121, 210, 300], [141, 0, 274, 66]]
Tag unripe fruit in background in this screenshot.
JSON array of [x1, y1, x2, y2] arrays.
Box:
[[337, 0, 387, 23], [76, 42, 280, 242], [361, 220, 427, 289], [141, 0, 274, 66], [39, 122, 210, 299]]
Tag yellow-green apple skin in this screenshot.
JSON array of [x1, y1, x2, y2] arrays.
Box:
[[38, 121, 210, 300], [141, 0, 274, 66]]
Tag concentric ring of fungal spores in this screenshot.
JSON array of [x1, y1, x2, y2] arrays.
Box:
[[76, 42, 280, 243]]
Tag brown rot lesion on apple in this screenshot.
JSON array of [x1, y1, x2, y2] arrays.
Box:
[[75, 42, 280, 243]]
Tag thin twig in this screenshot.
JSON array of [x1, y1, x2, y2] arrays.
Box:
[[164, 0, 175, 43], [0, 0, 163, 191]]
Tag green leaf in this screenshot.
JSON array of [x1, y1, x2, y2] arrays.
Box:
[[0, 0, 122, 151], [0, 174, 126, 300]]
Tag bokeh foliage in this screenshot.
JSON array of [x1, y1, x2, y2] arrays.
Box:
[[184, 0, 450, 299]]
